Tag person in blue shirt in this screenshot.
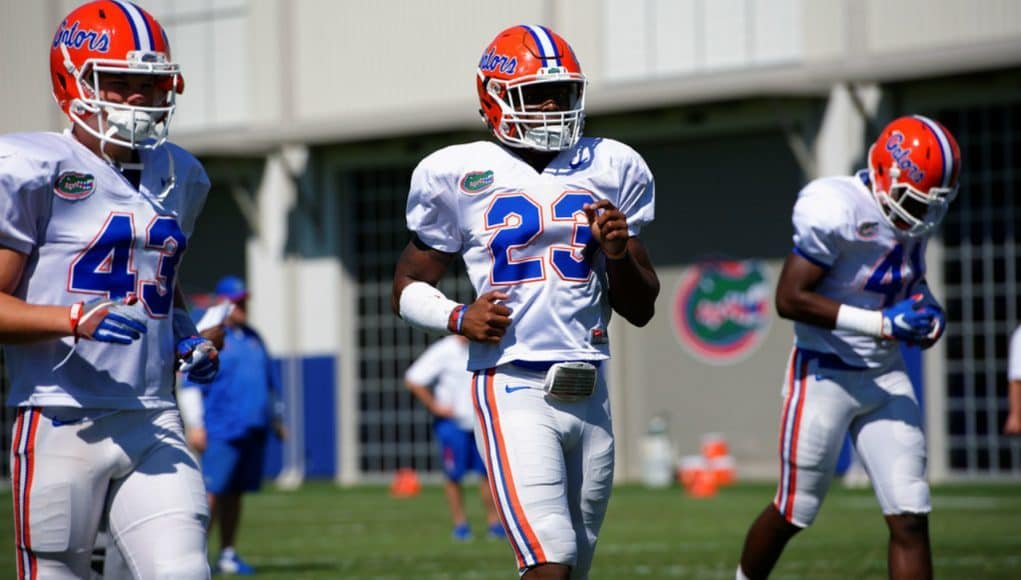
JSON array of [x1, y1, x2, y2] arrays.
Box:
[[180, 275, 284, 575]]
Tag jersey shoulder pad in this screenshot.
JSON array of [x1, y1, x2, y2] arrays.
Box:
[[161, 141, 210, 189]]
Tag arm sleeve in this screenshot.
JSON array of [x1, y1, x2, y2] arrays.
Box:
[[0, 152, 51, 255], [177, 383, 205, 428], [618, 151, 655, 236], [179, 160, 211, 238], [791, 187, 848, 269], [405, 158, 462, 253]]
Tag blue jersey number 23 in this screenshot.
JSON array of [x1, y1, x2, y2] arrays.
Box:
[[486, 192, 595, 284]]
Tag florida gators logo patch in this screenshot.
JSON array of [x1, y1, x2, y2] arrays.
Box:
[[672, 259, 772, 365], [459, 170, 495, 194], [54, 171, 96, 200], [857, 221, 880, 240]]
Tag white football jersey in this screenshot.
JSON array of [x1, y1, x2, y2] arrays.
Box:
[[1009, 326, 1021, 382], [0, 131, 210, 409], [404, 336, 474, 430], [791, 171, 928, 368], [407, 138, 655, 371]]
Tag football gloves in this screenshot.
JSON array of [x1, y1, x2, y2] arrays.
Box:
[[71, 295, 148, 344], [916, 304, 945, 350], [881, 294, 937, 343], [177, 336, 219, 384]]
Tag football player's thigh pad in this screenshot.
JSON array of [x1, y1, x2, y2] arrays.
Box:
[[106, 409, 209, 578], [775, 369, 860, 527], [14, 408, 119, 576], [476, 367, 577, 568], [568, 385, 614, 578], [851, 370, 930, 515]]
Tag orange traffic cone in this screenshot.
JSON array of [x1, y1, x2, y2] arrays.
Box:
[[686, 467, 718, 499], [390, 468, 421, 498], [701, 432, 729, 460], [710, 455, 736, 487], [677, 455, 708, 489]]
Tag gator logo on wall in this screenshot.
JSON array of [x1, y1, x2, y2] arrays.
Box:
[[53, 171, 96, 200], [672, 259, 771, 365]]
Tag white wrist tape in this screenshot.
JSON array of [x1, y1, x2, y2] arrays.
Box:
[[398, 281, 461, 335], [835, 304, 884, 338], [177, 385, 204, 427]]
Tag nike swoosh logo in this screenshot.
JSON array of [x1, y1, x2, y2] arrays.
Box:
[[51, 417, 79, 427], [504, 385, 531, 393], [893, 313, 913, 330]]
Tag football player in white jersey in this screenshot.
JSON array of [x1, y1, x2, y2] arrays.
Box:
[[736, 115, 961, 580], [392, 25, 659, 580], [404, 334, 504, 541], [1004, 325, 1021, 435], [0, 2, 217, 578]]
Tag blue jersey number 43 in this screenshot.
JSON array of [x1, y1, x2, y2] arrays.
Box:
[[69, 213, 187, 317]]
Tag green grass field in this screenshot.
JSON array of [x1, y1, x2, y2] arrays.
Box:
[[1, 482, 1019, 578]]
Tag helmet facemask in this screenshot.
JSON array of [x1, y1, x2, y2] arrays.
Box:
[[872, 161, 958, 237], [62, 44, 180, 151], [483, 71, 586, 152]]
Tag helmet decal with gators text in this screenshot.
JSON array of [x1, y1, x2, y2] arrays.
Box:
[[672, 260, 772, 366], [479, 49, 517, 75], [884, 132, 925, 183], [53, 20, 110, 52]]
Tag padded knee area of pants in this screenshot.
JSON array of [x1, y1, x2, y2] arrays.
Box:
[[529, 511, 577, 568], [152, 551, 209, 579]]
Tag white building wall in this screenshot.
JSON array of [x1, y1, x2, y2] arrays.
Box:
[[4, 1, 1019, 147]]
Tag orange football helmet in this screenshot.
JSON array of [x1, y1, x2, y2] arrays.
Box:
[[477, 25, 586, 151], [868, 115, 961, 236], [50, 0, 182, 150]]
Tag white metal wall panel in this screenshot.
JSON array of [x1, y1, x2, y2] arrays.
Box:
[[603, 0, 803, 82], [653, 0, 699, 78], [750, 0, 802, 65], [0, 1, 58, 134], [866, 0, 1021, 54], [209, 14, 250, 126], [291, 0, 548, 121], [702, 0, 749, 70], [603, 0, 651, 80]]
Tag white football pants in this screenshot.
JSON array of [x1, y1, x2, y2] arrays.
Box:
[[473, 364, 614, 579]]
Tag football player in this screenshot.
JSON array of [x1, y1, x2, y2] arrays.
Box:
[[736, 115, 961, 580], [392, 25, 660, 579], [1, 1, 217, 577], [1004, 325, 1021, 435], [404, 334, 504, 541]]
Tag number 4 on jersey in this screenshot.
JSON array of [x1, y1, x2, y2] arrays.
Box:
[[864, 242, 923, 307], [69, 213, 186, 317]]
